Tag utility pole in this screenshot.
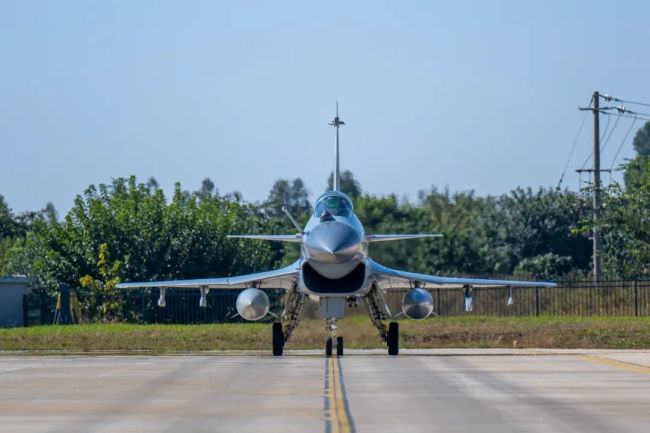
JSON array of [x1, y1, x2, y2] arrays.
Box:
[[578, 91, 608, 283], [592, 91, 602, 283]]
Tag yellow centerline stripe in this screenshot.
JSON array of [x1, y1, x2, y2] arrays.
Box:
[[326, 356, 354, 433], [578, 355, 650, 375]]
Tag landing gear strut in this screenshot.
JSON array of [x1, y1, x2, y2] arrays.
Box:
[[272, 285, 305, 357], [364, 284, 400, 355]]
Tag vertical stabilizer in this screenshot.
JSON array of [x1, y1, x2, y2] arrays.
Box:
[[328, 103, 345, 191]]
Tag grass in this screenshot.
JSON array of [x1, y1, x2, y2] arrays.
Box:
[[1, 315, 650, 353]]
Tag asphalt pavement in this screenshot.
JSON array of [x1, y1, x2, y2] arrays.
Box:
[[0, 349, 649, 433]]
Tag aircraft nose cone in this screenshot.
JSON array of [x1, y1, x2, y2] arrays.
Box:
[[306, 221, 362, 264]]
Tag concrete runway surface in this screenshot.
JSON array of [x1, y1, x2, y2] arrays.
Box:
[[0, 349, 649, 433]]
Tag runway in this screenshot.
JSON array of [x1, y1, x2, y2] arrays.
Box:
[[0, 349, 649, 433]]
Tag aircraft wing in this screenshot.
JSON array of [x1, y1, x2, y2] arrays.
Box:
[[369, 259, 557, 290], [116, 261, 300, 290]]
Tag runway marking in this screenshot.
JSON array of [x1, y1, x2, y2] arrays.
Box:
[[324, 356, 356, 433], [578, 355, 650, 375]]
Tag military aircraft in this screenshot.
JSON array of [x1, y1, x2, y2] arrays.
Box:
[[117, 107, 556, 356]]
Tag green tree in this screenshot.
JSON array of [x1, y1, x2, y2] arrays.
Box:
[[489, 187, 591, 275], [79, 243, 123, 321], [592, 182, 650, 278], [262, 178, 310, 267], [22, 176, 275, 319], [146, 177, 159, 192], [327, 170, 362, 198], [414, 188, 494, 275], [354, 193, 422, 270], [514, 253, 573, 280], [200, 177, 215, 196], [624, 121, 650, 190], [0, 195, 24, 239], [0, 197, 56, 275], [357, 186, 589, 279], [264, 178, 310, 217], [624, 156, 650, 190], [633, 121, 650, 156]]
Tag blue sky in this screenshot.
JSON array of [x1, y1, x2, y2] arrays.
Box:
[[1, 1, 649, 214]]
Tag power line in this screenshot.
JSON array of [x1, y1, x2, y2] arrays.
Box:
[[625, 109, 650, 118], [558, 101, 591, 189], [610, 114, 639, 170], [595, 105, 650, 121], [583, 110, 649, 169], [601, 111, 650, 122], [581, 113, 610, 169], [600, 112, 612, 143], [600, 112, 621, 153], [601, 94, 650, 108]]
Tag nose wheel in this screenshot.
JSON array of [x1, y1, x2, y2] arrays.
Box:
[[325, 336, 333, 357], [325, 336, 344, 357]]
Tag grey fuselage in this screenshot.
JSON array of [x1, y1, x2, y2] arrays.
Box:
[[298, 191, 371, 297]]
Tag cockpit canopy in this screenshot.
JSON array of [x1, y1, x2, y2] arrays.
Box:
[[314, 192, 353, 218]]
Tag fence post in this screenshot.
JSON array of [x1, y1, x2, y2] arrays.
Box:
[[436, 288, 441, 317], [634, 280, 639, 317], [140, 290, 145, 323], [535, 287, 540, 317], [22, 294, 29, 327]]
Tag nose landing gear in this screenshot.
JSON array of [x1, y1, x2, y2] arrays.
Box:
[[325, 318, 344, 357]]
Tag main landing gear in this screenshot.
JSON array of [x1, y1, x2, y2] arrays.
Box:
[[364, 284, 400, 355], [387, 321, 399, 356], [272, 322, 284, 356], [272, 285, 305, 357]]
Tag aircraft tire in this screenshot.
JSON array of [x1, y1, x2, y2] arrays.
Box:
[[272, 322, 284, 356], [325, 336, 333, 357], [387, 322, 399, 355], [336, 336, 344, 356]]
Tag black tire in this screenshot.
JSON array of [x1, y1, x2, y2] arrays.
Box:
[[387, 322, 399, 355], [325, 336, 333, 357], [336, 336, 344, 357], [272, 322, 284, 356]]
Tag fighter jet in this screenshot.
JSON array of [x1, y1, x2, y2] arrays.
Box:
[[117, 107, 556, 356]]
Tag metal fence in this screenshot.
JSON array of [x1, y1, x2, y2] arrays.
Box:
[[25, 288, 286, 326], [120, 289, 285, 324], [384, 280, 650, 317], [25, 280, 650, 326]]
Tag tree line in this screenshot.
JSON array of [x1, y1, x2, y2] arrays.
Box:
[[1, 122, 650, 321]]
